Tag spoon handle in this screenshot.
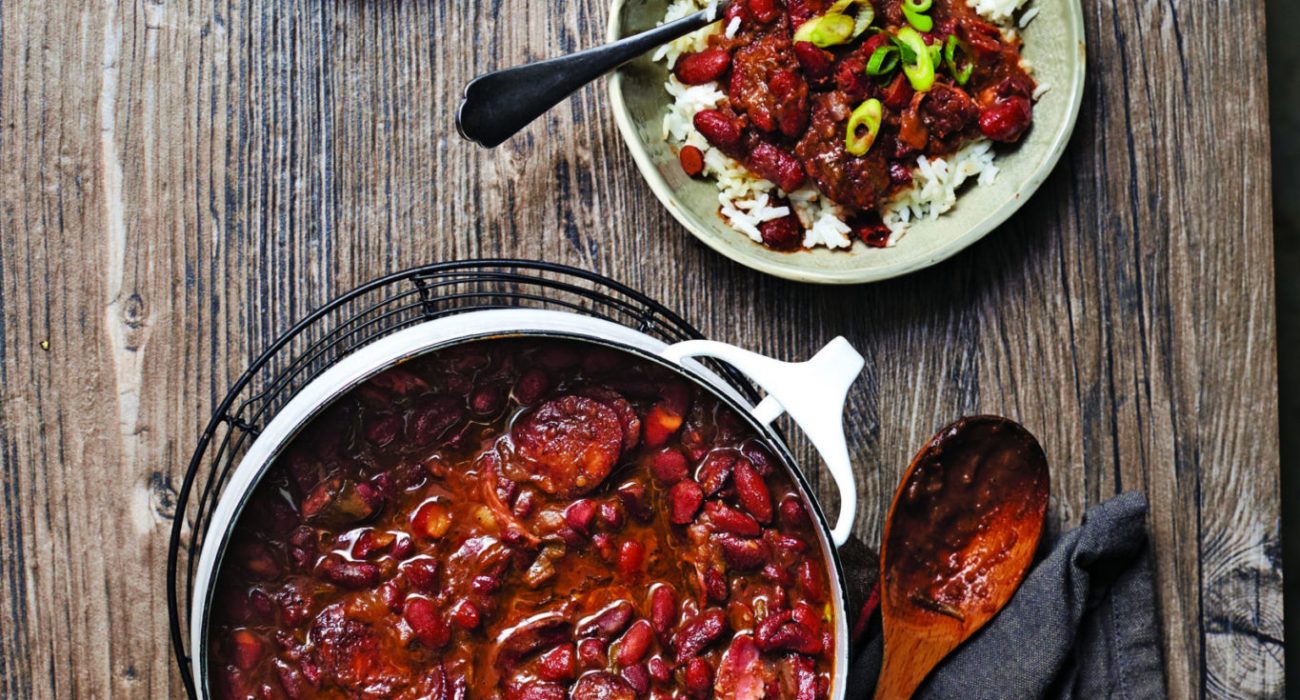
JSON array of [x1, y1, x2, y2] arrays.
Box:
[[456, 9, 717, 148]]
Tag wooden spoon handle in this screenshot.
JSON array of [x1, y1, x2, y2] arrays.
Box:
[[872, 626, 958, 700]]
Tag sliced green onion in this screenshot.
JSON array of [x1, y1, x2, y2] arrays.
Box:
[[845, 98, 883, 156], [866, 45, 900, 76], [928, 42, 943, 68], [893, 36, 918, 63], [896, 27, 935, 92], [852, 5, 876, 39], [902, 0, 933, 32], [795, 1, 875, 47], [794, 12, 857, 47], [944, 34, 974, 84]]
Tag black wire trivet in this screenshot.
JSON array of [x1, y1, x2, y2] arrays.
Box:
[[165, 259, 762, 697]]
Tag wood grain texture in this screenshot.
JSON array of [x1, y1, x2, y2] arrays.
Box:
[[0, 0, 1282, 697]]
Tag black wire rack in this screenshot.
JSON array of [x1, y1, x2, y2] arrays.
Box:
[[165, 259, 762, 697]]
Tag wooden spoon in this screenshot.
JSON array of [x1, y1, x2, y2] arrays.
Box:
[[873, 416, 1050, 700]]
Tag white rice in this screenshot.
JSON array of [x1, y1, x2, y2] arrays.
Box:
[[656, 0, 1038, 250], [968, 0, 1031, 25]]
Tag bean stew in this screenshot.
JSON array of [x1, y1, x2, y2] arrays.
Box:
[[675, 0, 1037, 249], [208, 338, 836, 699]]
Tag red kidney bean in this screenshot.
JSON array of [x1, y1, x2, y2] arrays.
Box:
[[513, 368, 550, 405], [672, 609, 726, 659], [792, 41, 834, 80], [650, 448, 689, 484], [733, 459, 773, 523], [377, 579, 404, 612], [674, 48, 732, 85], [403, 597, 451, 649], [778, 495, 810, 529], [739, 442, 775, 476], [718, 535, 770, 570], [759, 214, 804, 251], [668, 480, 705, 525], [692, 110, 742, 154], [616, 620, 654, 666], [703, 566, 729, 603], [754, 608, 821, 655], [798, 560, 825, 603], [618, 540, 646, 580], [979, 97, 1033, 142], [536, 644, 577, 682], [684, 657, 714, 697], [617, 482, 652, 522], [318, 554, 380, 589], [469, 384, 507, 417], [703, 500, 761, 537], [621, 662, 651, 695], [565, 499, 597, 535], [402, 556, 439, 593], [647, 656, 671, 683], [578, 600, 635, 639], [762, 561, 794, 586], [572, 672, 637, 700], [363, 413, 402, 447], [577, 638, 609, 670], [247, 589, 275, 621], [406, 395, 465, 446], [679, 145, 705, 177], [767, 530, 809, 558], [649, 585, 678, 636], [352, 529, 396, 559], [390, 533, 414, 559], [450, 599, 481, 630], [496, 616, 572, 672]]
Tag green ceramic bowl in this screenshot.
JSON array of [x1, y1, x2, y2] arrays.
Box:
[[607, 0, 1086, 284]]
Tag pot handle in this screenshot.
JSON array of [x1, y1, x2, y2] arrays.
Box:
[[661, 337, 864, 546]]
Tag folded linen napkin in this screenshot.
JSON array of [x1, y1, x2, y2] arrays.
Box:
[[847, 492, 1167, 700]]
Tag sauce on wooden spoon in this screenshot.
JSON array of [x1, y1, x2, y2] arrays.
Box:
[[874, 415, 1050, 700]]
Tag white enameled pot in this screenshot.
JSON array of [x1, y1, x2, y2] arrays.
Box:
[[192, 308, 864, 698]]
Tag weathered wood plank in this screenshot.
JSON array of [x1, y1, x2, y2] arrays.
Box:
[[0, 0, 1282, 697]]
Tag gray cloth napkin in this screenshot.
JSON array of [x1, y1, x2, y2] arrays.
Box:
[[850, 492, 1167, 700]]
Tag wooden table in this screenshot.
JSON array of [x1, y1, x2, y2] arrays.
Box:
[[0, 0, 1282, 697]]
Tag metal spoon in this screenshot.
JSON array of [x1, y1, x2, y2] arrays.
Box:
[[874, 416, 1050, 700], [456, 7, 722, 148]]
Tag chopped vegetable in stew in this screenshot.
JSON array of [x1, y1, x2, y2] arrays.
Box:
[[209, 339, 836, 699]]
